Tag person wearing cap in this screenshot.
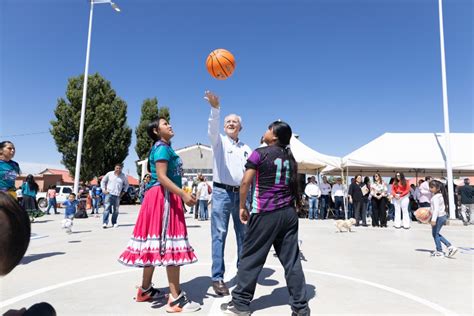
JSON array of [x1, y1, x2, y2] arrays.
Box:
[[457, 178, 474, 226], [205, 91, 252, 296]]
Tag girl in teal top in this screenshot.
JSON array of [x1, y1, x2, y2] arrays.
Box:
[[0, 141, 20, 199], [118, 117, 200, 313]]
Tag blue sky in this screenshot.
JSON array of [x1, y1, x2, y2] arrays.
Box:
[[1, 0, 472, 177]]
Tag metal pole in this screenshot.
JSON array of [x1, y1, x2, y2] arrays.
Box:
[[437, 0, 456, 219], [74, 1, 94, 194]]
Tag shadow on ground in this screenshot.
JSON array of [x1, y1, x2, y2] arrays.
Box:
[[251, 283, 316, 313], [20, 252, 66, 264]]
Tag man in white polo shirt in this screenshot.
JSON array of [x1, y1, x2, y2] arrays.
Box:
[[100, 163, 129, 228], [205, 91, 252, 296]]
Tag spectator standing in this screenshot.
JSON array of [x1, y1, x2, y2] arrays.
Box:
[[304, 176, 321, 220], [418, 176, 432, 208], [101, 163, 129, 228], [348, 174, 366, 226], [21, 175, 39, 212], [370, 173, 388, 227], [331, 178, 345, 219], [319, 176, 331, 219], [197, 176, 211, 220], [391, 172, 411, 229], [205, 91, 252, 296], [457, 178, 474, 226], [0, 141, 20, 199], [362, 176, 371, 221], [138, 174, 151, 204], [90, 184, 103, 215]]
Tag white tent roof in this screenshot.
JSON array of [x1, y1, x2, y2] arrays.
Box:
[[290, 135, 341, 173], [324, 133, 474, 176]]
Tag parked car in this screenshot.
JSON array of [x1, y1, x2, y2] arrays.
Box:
[[120, 187, 139, 205], [36, 185, 74, 209]]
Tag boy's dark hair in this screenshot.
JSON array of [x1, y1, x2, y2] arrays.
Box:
[[69, 193, 76, 198], [115, 163, 123, 168], [268, 120, 300, 206], [0, 192, 31, 276]]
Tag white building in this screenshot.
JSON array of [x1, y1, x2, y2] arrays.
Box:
[[137, 143, 213, 181]]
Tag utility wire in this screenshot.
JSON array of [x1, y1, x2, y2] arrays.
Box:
[[0, 131, 50, 138]]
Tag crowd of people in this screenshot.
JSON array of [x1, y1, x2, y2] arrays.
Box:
[[302, 173, 474, 228]]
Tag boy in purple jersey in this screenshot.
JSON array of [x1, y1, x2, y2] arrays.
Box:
[[221, 121, 309, 316]]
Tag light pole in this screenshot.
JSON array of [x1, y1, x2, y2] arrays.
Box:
[[437, 0, 455, 219], [74, 0, 120, 194]]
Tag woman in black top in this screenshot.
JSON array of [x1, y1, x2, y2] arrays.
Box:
[[348, 174, 367, 226]]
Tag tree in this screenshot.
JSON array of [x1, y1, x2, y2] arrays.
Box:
[[135, 97, 170, 178], [50, 73, 132, 183]]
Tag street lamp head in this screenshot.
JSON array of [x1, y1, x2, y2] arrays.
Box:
[[110, 2, 121, 12]]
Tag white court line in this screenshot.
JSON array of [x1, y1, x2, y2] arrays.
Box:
[[0, 263, 459, 315]]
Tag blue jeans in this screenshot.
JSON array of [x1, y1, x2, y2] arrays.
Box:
[[46, 198, 57, 214], [211, 186, 246, 281], [320, 195, 330, 219], [308, 197, 319, 219], [103, 194, 120, 225], [92, 198, 100, 214], [199, 199, 208, 220], [432, 215, 451, 252]]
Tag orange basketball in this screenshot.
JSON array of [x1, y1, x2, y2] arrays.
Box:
[[206, 49, 236, 80], [414, 207, 432, 223]]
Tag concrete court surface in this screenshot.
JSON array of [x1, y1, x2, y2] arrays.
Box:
[[1, 204, 473, 316]]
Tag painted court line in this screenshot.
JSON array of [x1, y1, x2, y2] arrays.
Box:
[[1, 263, 458, 315]]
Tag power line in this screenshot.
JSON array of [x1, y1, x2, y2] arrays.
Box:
[[0, 131, 50, 138]]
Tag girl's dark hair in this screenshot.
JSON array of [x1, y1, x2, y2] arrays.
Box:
[[0, 192, 31, 276], [393, 172, 407, 187], [146, 117, 168, 173], [354, 174, 362, 183], [268, 120, 300, 205], [0, 141, 14, 151], [25, 174, 39, 192], [429, 180, 449, 211]]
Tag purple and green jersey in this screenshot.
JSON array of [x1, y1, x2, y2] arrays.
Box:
[[245, 146, 294, 213]]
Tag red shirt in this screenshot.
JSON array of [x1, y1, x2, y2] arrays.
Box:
[[392, 181, 410, 197]]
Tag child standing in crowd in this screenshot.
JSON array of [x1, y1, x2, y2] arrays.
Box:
[[0, 141, 20, 199], [429, 180, 458, 258], [221, 120, 309, 316], [118, 117, 200, 313], [62, 193, 78, 234], [45, 185, 59, 215]]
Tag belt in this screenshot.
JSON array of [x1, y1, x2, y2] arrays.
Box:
[[214, 182, 240, 192]]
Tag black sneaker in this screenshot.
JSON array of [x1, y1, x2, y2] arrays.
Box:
[[220, 301, 251, 315], [292, 307, 311, 316]]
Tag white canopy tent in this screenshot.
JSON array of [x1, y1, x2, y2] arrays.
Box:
[[290, 135, 341, 173], [323, 133, 473, 177]]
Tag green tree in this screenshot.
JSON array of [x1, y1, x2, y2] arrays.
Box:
[[50, 73, 132, 183], [135, 97, 170, 177]]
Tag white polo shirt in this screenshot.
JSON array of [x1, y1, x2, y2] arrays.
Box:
[[208, 108, 252, 186]]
